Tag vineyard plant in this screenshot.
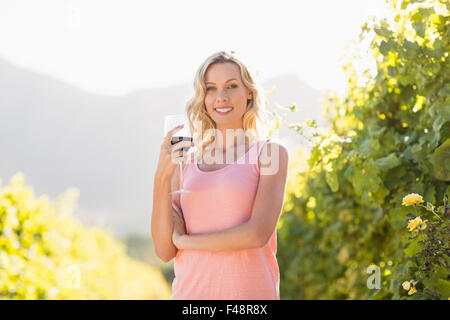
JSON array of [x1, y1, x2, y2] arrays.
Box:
[[278, 0, 449, 299], [0, 173, 170, 299]]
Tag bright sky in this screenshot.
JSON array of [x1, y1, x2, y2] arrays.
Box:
[[0, 0, 390, 96]]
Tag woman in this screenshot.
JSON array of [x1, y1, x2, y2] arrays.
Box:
[[151, 51, 289, 300]]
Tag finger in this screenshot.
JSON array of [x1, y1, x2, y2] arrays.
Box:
[[169, 140, 194, 154], [172, 139, 194, 149], [172, 204, 185, 220], [169, 143, 193, 161], [170, 136, 193, 145], [164, 124, 185, 142], [173, 214, 186, 227], [170, 139, 193, 156], [172, 214, 183, 221], [171, 148, 191, 162]]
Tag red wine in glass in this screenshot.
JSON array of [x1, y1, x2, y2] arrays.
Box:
[[164, 115, 192, 195], [171, 136, 193, 150]]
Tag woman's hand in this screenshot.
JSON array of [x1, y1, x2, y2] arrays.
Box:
[[172, 211, 187, 249], [155, 124, 194, 183]]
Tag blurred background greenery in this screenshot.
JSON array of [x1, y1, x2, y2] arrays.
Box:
[[277, 0, 449, 300], [0, 173, 171, 299]]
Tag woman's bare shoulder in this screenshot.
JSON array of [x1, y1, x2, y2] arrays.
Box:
[[259, 138, 289, 160]]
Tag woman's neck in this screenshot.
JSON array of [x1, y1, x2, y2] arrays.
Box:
[[214, 127, 248, 151]]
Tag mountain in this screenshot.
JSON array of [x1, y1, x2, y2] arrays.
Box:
[[0, 57, 325, 238]]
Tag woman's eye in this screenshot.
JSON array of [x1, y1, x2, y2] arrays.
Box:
[[206, 84, 237, 91]]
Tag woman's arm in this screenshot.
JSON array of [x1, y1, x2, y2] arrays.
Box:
[[151, 162, 187, 262], [151, 172, 178, 262], [174, 220, 261, 252], [151, 125, 192, 262], [174, 141, 289, 252]]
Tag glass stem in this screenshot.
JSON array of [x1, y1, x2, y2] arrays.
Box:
[[179, 162, 183, 190]]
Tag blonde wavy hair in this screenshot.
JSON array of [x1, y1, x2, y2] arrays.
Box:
[[185, 50, 269, 157]]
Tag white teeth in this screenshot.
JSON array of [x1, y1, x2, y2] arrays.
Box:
[[215, 107, 233, 113]]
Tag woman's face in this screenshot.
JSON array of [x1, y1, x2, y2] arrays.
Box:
[[204, 62, 253, 130]]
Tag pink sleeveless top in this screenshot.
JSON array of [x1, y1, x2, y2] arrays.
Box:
[[170, 138, 280, 300]]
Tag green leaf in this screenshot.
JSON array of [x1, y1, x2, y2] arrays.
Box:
[[422, 275, 448, 299], [374, 153, 401, 171], [404, 40, 420, 52], [440, 121, 450, 141], [438, 84, 450, 98], [429, 139, 450, 181], [418, 7, 435, 19], [384, 166, 406, 190], [359, 138, 381, 158], [404, 240, 421, 256], [411, 10, 423, 23], [400, 0, 409, 10], [326, 169, 339, 192], [429, 38, 445, 58], [351, 163, 382, 196], [412, 22, 426, 38], [380, 41, 395, 55], [374, 26, 391, 39], [424, 185, 436, 203]]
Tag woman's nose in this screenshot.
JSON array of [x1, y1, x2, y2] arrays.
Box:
[[216, 89, 229, 101]]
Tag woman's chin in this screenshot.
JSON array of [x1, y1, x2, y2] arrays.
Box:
[[212, 118, 241, 127]]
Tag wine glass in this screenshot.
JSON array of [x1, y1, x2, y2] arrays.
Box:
[[164, 115, 193, 195]]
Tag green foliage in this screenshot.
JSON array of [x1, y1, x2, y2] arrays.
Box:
[[399, 199, 448, 298], [0, 173, 171, 299], [278, 0, 449, 299]]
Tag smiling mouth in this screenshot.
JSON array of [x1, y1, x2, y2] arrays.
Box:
[[214, 107, 234, 114]]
